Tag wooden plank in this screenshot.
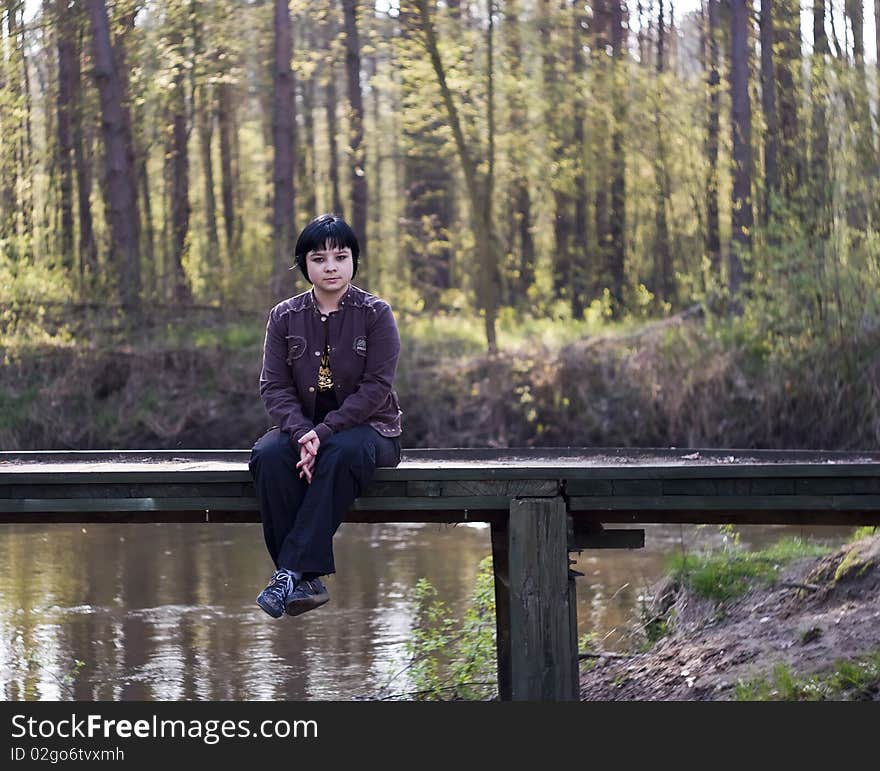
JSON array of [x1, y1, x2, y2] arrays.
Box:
[[568, 566, 579, 700], [5, 446, 880, 464], [407, 480, 559, 497], [795, 478, 880, 495], [0, 483, 255, 499], [0, 509, 510, 525], [490, 522, 512, 702], [508, 496, 577, 701], [569, 525, 645, 550], [613, 479, 663, 496], [0, 495, 514, 515], [406, 481, 442, 497], [568, 495, 880, 511], [357, 481, 408, 497], [568, 509, 880, 526], [4, 451, 880, 484], [564, 479, 613, 496], [662, 478, 751, 496]]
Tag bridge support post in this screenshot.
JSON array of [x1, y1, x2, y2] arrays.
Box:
[[493, 495, 578, 701]]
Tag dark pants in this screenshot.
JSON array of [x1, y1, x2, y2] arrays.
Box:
[[248, 425, 401, 576]]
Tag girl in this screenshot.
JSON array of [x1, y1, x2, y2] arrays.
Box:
[[249, 214, 403, 618]]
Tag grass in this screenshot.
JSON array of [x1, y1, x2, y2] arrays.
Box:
[[850, 525, 879, 543], [669, 537, 832, 604], [734, 652, 880, 701]]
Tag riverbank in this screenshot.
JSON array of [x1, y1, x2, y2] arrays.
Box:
[[579, 532, 880, 700], [2, 305, 878, 451]]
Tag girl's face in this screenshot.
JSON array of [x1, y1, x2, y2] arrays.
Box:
[[306, 242, 354, 293]]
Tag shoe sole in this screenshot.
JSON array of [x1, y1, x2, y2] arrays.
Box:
[[285, 594, 330, 617], [256, 595, 285, 619]]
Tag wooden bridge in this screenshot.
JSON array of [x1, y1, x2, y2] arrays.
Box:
[[2, 447, 880, 702]]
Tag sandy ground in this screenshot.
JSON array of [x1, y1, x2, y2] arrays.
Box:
[[579, 535, 880, 700]]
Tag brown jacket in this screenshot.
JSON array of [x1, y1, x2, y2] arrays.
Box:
[[259, 284, 403, 444]]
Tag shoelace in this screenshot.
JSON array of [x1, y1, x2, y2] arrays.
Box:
[[266, 570, 294, 601]]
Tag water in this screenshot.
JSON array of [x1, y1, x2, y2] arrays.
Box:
[[0, 521, 855, 700]]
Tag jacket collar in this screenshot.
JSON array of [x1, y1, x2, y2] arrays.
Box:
[[287, 283, 366, 313]]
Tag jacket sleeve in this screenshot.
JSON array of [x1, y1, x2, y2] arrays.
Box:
[[259, 309, 314, 443], [314, 302, 400, 442]]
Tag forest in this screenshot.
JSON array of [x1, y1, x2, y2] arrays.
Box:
[[0, 0, 878, 451]]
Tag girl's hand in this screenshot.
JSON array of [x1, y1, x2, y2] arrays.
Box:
[[298, 429, 320, 459], [296, 444, 316, 483]]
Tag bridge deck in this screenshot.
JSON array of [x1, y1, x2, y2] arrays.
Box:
[[1, 448, 879, 525], [3, 446, 879, 701]]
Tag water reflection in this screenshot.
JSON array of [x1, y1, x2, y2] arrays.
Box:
[[0, 521, 856, 700]]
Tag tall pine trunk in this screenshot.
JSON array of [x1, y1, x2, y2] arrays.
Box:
[[775, 0, 802, 201], [342, 0, 367, 282], [728, 0, 752, 299], [705, 0, 721, 273], [653, 0, 673, 304], [217, 79, 239, 255], [759, 0, 780, 225], [609, 0, 627, 313], [86, 0, 141, 310], [56, 0, 76, 270], [73, 19, 97, 280], [810, 0, 830, 239], [168, 25, 192, 303], [271, 0, 296, 301]]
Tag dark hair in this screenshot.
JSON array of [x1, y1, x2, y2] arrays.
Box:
[[294, 214, 359, 283]]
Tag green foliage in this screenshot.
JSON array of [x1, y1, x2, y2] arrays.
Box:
[[391, 555, 497, 701], [669, 537, 831, 604], [850, 526, 878, 543], [734, 651, 880, 701]]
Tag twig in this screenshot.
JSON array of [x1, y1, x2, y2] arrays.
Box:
[[780, 581, 821, 593], [578, 651, 634, 660]]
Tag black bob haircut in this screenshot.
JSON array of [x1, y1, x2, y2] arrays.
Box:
[[294, 214, 359, 283]]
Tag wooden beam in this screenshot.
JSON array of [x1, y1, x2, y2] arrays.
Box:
[[490, 521, 512, 702], [507, 496, 578, 702]]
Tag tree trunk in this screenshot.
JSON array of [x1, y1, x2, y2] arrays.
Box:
[[56, 0, 76, 270], [541, 0, 573, 306], [414, 0, 498, 352], [759, 0, 780, 225], [571, 0, 588, 314], [73, 19, 97, 280], [810, 0, 830, 239], [217, 79, 239, 255], [168, 26, 192, 303], [653, 0, 673, 305], [86, 0, 141, 310], [775, 0, 802, 201], [845, 0, 877, 229], [271, 0, 296, 301], [18, 1, 33, 242], [2, 3, 21, 246], [368, 49, 382, 289], [299, 23, 317, 217], [728, 0, 752, 299], [593, 0, 611, 292], [705, 0, 721, 273], [398, 5, 455, 306], [325, 67, 343, 216], [342, 0, 368, 284], [609, 0, 627, 313], [504, 0, 535, 300]]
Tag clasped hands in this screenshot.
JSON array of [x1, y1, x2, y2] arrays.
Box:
[[296, 429, 321, 483]]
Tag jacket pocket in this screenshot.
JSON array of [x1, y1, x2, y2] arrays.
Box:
[[353, 335, 367, 357], [285, 335, 307, 365]]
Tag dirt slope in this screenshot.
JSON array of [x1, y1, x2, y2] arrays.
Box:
[[580, 535, 880, 700]]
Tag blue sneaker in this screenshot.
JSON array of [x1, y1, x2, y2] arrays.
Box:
[[256, 569, 297, 618], [285, 577, 330, 616]]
